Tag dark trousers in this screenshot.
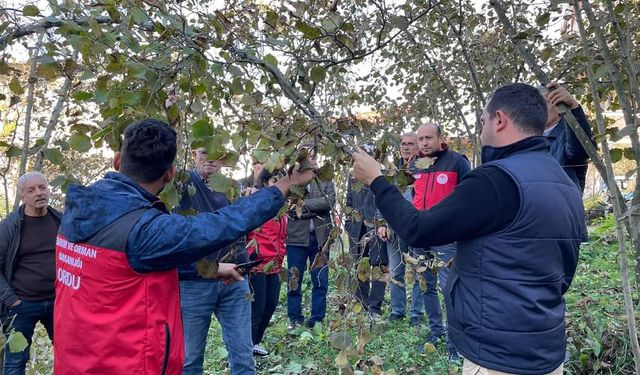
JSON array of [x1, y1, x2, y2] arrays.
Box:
[[3, 299, 54, 375], [350, 225, 388, 314], [287, 233, 329, 324], [249, 272, 281, 345]]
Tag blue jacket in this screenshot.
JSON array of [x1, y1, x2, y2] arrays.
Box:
[[447, 146, 585, 374], [546, 106, 594, 193], [176, 170, 248, 280], [60, 172, 284, 273]]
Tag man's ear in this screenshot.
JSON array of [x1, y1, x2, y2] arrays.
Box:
[[113, 152, 121, 171], [163, 164, 176, 183], [494, 110, 509, 133]]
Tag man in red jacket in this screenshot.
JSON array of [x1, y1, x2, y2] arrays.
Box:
[[54, 119, 314, 375], [409, 123, 470, 362]]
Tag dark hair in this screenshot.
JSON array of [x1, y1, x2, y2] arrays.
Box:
[[485, 83, 548, 135], [258, 168, 284, 186], [119, 119, 177, 183]]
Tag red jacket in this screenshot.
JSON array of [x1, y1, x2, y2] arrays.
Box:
[[54, 231, 184, 374], [412, 147, 471, 210], [247, 216, 287, 274]]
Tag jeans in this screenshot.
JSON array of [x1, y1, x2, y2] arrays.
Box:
[[180, 279, 254, 375], [413, 243, 457, 353], [287, 234, 329, 324], [3, 299, 54, 375], [350, 226, 387, 314], [249, 273, 281, 345], [387, 236, 423, 317]]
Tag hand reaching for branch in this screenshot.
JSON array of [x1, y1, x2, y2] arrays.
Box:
[[352, 147, 383, 186], [547, 82, 579, 109], [377, 226, 388, 241]]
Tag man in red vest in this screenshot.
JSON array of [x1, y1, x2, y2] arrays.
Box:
[[54, 119, 314, 374]]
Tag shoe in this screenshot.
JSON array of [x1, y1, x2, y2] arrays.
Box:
[[427, 334, 442, 345], [253, 344, 268, 357], [410, 316, 422, 327], [448, 349, 460, 363], [388, 314, 404, 322], [305, 319, 321, 328], [368, 311, 383, 323], [287, 320, 303, 330]]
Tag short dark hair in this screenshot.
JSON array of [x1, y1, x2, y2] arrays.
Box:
[[258, 168, 285, 186], [119, 119, 177, 183], [486, 83, 547, 135]]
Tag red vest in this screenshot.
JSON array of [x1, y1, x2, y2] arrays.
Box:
[[54, 212, 184, 374], [247, 217, 287, 274]]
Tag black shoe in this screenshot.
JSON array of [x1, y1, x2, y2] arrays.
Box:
[[410, 316, 422, 327], [305, 319, 321, 328], [287, 320, 303, 330], [253, 344, 269, 357], [427, 334, 442, 345], [388, 314, 405, 322], [448, 349, 461, 363]]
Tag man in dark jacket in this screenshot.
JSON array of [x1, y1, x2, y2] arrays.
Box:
[[353, 83, 585, 375], [345, 173, 387, 318], [286, 146, 336, 328], [0, 172, 59, 375], [54, 119, 314, 374], [176, 149, 254, 375], [540, 82, 595, 193], [378, 132, 421, 323]]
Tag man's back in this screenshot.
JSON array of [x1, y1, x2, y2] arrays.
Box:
[[449, 149, 585, 374]]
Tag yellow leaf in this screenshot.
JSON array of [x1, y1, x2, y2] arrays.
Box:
[[335, 349, 349, 367], [195, 259, 219, 278]]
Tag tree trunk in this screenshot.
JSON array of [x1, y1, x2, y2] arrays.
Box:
[[14, 32, 44, 209], [574, 2, 640, 372], [33, 55, 76, 171]]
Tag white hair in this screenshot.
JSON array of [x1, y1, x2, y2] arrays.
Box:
[[17, 171, 48, 193]]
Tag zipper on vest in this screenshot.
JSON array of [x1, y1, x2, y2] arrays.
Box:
[[160, 323, 170, 375]]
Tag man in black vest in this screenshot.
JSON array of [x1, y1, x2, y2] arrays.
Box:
[[352, 83, 586, 375], [0, 172, 59, 375]]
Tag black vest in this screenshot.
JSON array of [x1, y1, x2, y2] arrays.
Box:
[[446, 150, 585, 374]]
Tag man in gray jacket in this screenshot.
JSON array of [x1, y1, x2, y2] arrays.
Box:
[[0, 172, 59, 375], [286, 146, 336, 328]]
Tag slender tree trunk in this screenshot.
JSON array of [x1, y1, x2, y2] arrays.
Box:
[[14, 32, 44, 209], [33, 52, 77, 171], [582, 0, 640, 287], [574, 3, 640, 373]]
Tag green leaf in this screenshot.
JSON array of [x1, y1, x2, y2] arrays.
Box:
[[593, 64, 610, 80], [207, 173, 232, 194], [264, 54, 278, 67], [623, 147, 635, 161], [191, 118, 213, 139], [8, 331, 28, 353], [5, 145, 22, 157], [23, 5, 40, 16], [317, 163, 334, 181], [43, 148, 64, 165], [129, 7, 148, 24], [536, 12, 550, 27], [610, 148, 622, 163], [73, 91, 93, 101], [265, 10, 278, 28], [295, 21, 322, 39], [329, 332, 352, 350], [9, 76, 24, 95], [69, 133, 92, 153], [310, 66, 326, 82], [265, 151, 286, 172]]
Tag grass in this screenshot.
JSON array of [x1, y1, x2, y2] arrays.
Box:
[[12, 216, 638, 374]]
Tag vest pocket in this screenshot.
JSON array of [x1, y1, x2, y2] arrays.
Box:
[[160, 323, 170, 375], [445, 271, 465, 329]]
